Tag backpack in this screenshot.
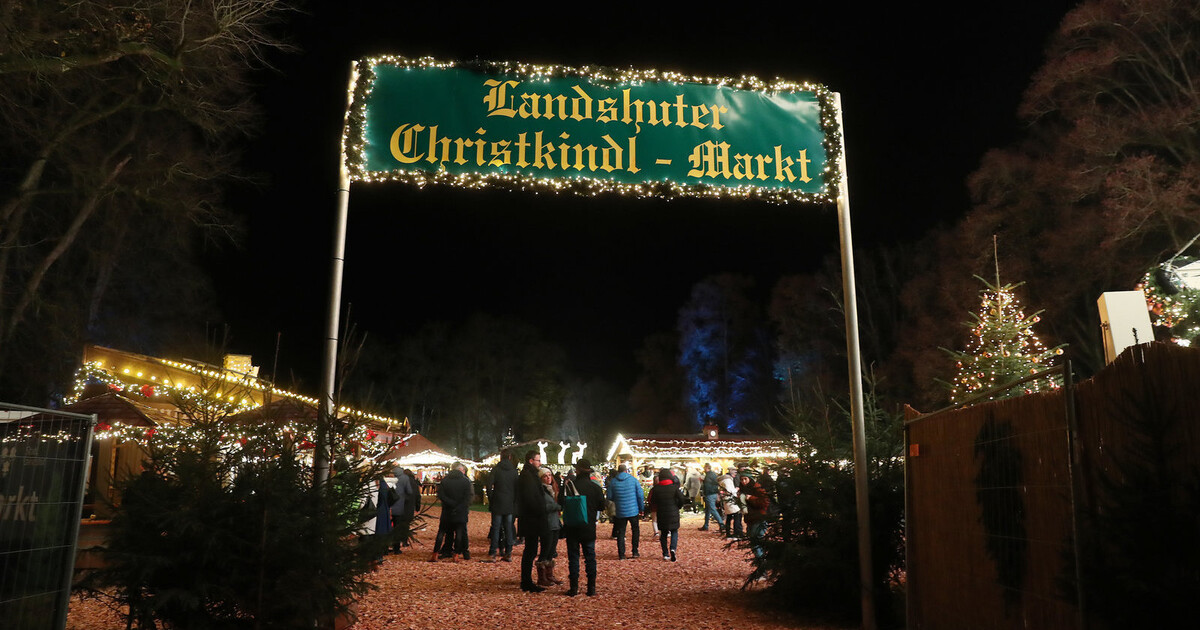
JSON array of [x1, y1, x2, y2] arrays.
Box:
[[561, 479, 588, 527]]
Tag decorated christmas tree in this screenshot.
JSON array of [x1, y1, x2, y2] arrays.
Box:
[[1137, 257, 1200, 347], [946, 276, 1064, 403]]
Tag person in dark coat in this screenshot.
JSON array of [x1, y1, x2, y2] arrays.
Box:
[[699, 462, 724, 531], [649, 467, 686, 561], [389, 467, 413, 554], [559, 458, 606, 596], [405, 468, 421, 519], [486, 450, 519, 561], [517, 449, 549, 592], [436, 462, 474, 561]]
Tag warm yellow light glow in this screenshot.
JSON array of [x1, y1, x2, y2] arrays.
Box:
[[344, 55, 843, 205]]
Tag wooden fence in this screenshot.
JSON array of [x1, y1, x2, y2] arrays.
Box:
[[904, 342, 1200, 629]]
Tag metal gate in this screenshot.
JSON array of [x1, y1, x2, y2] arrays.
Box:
[[0, 403, 96, 630]]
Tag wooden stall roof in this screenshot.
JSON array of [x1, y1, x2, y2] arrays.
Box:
[[61, 392, 179, 427], [377, 433, 471, 468]]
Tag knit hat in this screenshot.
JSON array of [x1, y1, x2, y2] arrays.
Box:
[[738, 468, 756, 482]]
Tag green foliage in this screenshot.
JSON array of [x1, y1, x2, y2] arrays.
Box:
[[84, 395, 393, 629], [751, 381, 906, 628], [1140, 259, 1200, 345], [943, 276, 1063, 403]]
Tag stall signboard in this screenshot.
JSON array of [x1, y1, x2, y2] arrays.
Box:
[[345, 57, 841, 204]]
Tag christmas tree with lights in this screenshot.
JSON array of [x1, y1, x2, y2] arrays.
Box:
[[946, 274, 1064, 404], [1137, 256, 1200, 347]]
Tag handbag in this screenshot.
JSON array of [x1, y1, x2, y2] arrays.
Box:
[[561, 479, 588, 527]]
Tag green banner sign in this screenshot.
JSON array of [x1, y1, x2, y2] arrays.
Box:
[[346, 57, 841, 204]]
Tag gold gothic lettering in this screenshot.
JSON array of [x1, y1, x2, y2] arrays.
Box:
[[390, 123, 639, 175], [481, 80, 727, 133], [688, 142, 811, 183]]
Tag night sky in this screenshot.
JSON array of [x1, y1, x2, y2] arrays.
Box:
[[212, 2, 1079, 392]]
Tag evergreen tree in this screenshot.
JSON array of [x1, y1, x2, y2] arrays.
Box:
[[1138, 257, 1200, 346], [677, 274, 773, 433], [85, 380, 393, 629], [945, 276, 1063, 403], [753, 378, 906, 627]]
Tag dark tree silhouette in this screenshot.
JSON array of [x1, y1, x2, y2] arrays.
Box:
[[0, 1, 295, 402], [677, 274, 773, 433]]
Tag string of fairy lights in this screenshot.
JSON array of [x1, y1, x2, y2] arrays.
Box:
[[1137, 265, 1200, 346], [65, 362, 398, 457], [606, 433, 798, 463], [619, 438, 792, 460], [343, 56, 844, 205]]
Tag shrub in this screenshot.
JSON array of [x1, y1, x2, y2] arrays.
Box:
[[750, 385, 906, 628], [84, 397, 393, 629]]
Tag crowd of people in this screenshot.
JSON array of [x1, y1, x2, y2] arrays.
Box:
[[369, 452, 775, 597]]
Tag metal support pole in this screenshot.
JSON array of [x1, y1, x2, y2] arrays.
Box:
[[833, 92, 876, 630], [316, 61, 360, 487]]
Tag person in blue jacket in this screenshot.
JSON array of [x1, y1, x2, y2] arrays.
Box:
[[605, 464, 644, 559]]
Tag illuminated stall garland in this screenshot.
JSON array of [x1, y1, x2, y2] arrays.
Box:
[[1137, 264, 1200, 346], [606, 433, 796, 468], [67, 362, 395, 458], [67, 361, 400, 427], [343, 56, 843, 205], [0, 422, 88, 444]]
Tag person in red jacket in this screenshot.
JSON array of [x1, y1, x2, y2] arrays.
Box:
[[738, 469, 771, 559]]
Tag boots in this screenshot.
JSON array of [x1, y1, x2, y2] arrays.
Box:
[[566, 576, 579, 597], [536, 561, 556, 587], [586, 574, 597, 597], [546, 559, 564, 585]]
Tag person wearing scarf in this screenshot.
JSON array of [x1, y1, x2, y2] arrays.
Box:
[[649, 467, 686, 561], [536, 466, 564, 587]]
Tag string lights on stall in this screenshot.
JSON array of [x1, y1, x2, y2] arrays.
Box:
[[67, 362, 396, 458]]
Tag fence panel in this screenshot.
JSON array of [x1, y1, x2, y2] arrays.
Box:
[[907, 343, 1200, 629], [907, 389, 1078, 629], [0, 404, 96, 630]]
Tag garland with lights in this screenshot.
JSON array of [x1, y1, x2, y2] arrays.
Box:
[[344, 56, 843, 205], [607, 433, 794, 462], [68, 361, 406, 430], [1137, 260, 1200, 347], [945, 278, 1064, 403], [67, 363, 396, 458]]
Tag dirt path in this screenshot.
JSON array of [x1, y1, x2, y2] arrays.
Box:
[[352, 505, 833, 630], [68, 505, 839, 629]]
